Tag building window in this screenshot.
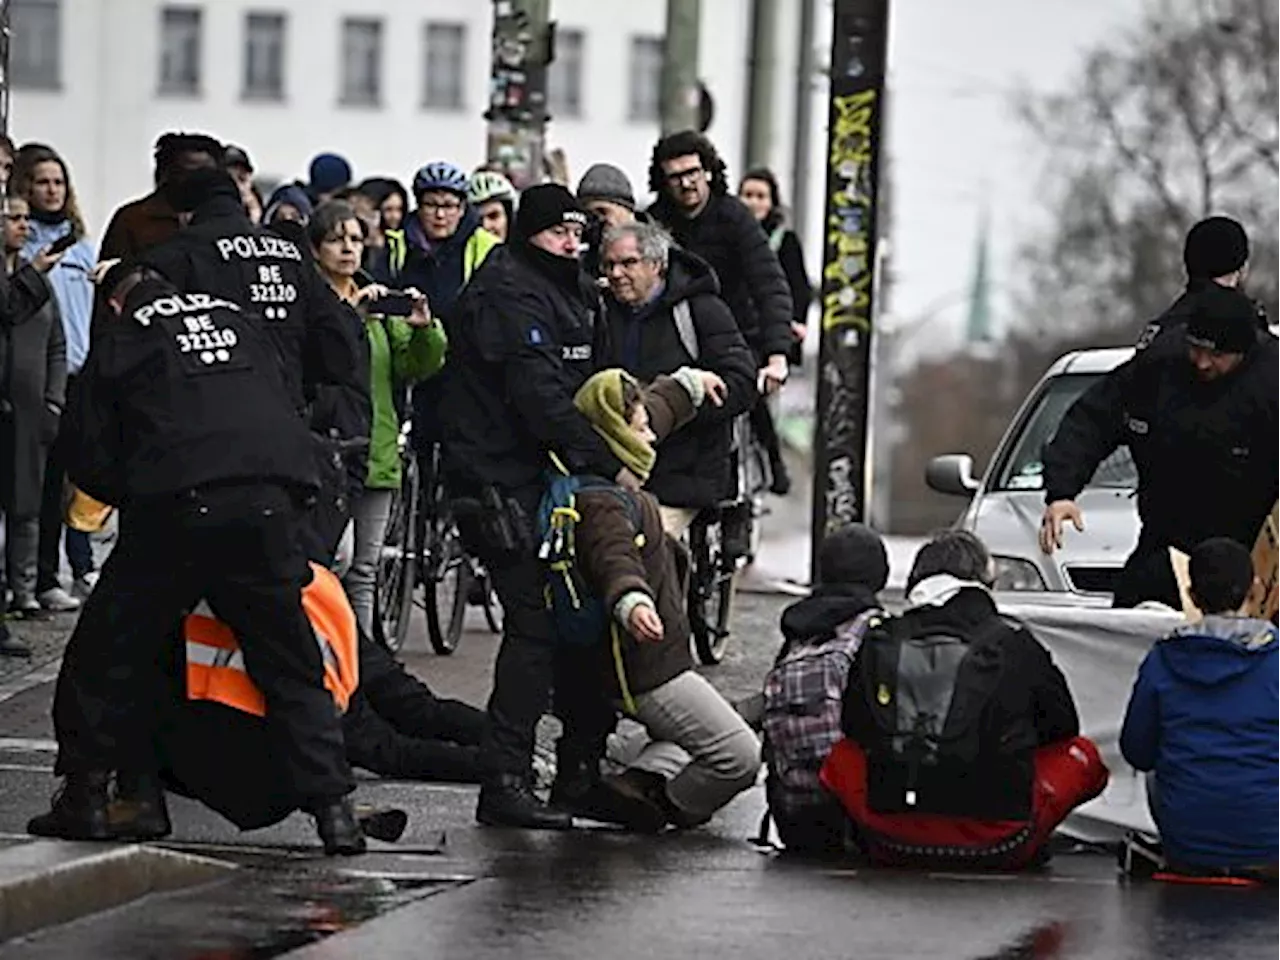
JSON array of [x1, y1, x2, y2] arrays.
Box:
[[422, 22, 465, 110], [628, 36, 663, 122], [340, 17, 382, 106], [158, 6, 202, 97], [10, 0, 61, 90], [547, 28, 584, 119], [243, 12, 286, 100]]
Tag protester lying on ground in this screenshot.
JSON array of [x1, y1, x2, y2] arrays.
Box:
[[1120, 538, 1278, 881], [761, 523, 889, 855], [561, 367, 762, 832], [820, 530, 1108, 869]]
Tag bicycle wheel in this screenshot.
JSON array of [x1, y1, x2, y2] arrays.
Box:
[[688, 515, 736, 665], [425, 529, 469, 655], [374, 465, 419, 653], [477, 566, 504, 634]]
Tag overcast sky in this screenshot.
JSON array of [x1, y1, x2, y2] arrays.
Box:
[[882, 0, 1143, 355]]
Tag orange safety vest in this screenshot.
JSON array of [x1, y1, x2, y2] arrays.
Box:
[[183, 563, 359, 717]]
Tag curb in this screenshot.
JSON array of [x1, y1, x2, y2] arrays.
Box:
[[0, 840, 234, 944]]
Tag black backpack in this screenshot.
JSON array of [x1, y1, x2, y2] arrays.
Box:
[[855, 615, 1008, 814]]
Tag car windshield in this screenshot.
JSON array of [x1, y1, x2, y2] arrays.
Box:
[[993, 373, 1137, 492]]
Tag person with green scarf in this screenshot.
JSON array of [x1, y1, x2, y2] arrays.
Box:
[[565, 366, 761, 832]]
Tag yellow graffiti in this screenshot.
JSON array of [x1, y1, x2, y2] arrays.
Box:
[[823, 89, 877, 332]]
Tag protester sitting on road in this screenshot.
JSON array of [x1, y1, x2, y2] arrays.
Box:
[[12, 144, 98, 611], [1120, 537, 1278, 880], [468, 170, 518, 243], [308, 201, 446, 637], [756, 524, 890, 855], [597, 220, 756, 538], [568, 367, 762, 832], [820, 530, 1108, 869]]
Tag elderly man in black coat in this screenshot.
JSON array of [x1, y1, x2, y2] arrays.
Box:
[[597, 220, 757, 537]]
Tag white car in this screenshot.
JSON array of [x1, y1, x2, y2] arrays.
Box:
[[926, 346, 1139, 604]]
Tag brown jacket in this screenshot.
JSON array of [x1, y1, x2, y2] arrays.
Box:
[[99, 191, 182, 260], [576, 376, 698, 700]]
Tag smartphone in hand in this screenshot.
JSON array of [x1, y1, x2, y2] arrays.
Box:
[[377, 291, 416, 316], [45, 232, 79, 256]]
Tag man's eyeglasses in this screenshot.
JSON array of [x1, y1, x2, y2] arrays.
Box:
[[422, 200, 464, 214], [664, 167, 705, 187], [602, 256, 644, 273]]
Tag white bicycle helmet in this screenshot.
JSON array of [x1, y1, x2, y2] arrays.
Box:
[[468, 170, 517, 207]]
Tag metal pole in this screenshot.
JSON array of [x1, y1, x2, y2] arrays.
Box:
[[660, 0, 701, 135], [809, 0, 891, 579], [484, 0, 551, 190], [789, 0, 817, 240], [742, 0, 777, 170], [1, 0, 12, 210]]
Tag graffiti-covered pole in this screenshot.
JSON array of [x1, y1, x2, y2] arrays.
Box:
[[484, 0, 552, 190], [809, 0, 890, 579]]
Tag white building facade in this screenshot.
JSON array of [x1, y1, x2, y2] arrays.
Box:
[[8, 0, 820, 243]]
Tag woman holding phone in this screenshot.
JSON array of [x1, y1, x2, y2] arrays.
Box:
[[309, 200, 447, 636], [11, 144, 97, 612]]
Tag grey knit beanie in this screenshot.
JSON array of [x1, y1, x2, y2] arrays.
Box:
[[577, 163, 636, 211]]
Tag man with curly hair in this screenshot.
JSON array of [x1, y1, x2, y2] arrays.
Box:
[[646, 131, 795, 497]]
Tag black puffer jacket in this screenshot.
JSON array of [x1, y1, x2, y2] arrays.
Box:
[[440, 244, 622, 494], [600, 247, 757, 507], [649, 194, 793, 359]]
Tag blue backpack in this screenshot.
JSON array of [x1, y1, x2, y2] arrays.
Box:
[[536, 473, 643, 647]]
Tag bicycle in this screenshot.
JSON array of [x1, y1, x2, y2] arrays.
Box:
[[373, 424, 420, 653], [686, 413, 773, 665]]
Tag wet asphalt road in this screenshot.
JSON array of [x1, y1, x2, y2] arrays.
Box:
[[0, 594, 1275, 959], [0, 468, 1275, 960]]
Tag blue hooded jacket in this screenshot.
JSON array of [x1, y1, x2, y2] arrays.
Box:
[[1120, 614, 1278, 869]]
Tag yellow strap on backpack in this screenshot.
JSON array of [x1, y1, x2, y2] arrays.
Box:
[[64, 484, 113, 533]]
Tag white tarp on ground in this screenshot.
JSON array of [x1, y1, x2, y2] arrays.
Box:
[[998, 598, 1185, 843]]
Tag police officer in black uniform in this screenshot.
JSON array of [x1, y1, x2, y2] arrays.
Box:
[[28, 267, 365, 855], [1039, 285, 1278, 608], [1133, 216, 1268, 352], [135, 168, 370, 559], [443, 185, 632, 829]]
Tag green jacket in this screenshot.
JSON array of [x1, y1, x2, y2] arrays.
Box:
[[364, 315, 447, 488]]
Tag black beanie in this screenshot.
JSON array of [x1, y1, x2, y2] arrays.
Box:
[[1183, 216, 1249, 280], [818, 523, 889, 592], [167, 168, 242, 214], [1186, 285, 1258, 355], [514, 183, 587, 244]]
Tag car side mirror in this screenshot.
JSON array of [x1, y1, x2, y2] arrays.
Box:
[[926, 454, 982, 497]]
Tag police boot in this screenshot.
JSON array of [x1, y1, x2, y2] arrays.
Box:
[[548, 752, 642, 827], [477, 774, 572, 830], [109, 771, 172, 841], [27, 771, 112, 840], [311, 797, 367, 856]]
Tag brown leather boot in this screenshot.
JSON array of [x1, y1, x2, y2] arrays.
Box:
[[109, 771, 172, 841]]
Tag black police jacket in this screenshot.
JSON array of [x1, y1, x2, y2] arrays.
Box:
[[1043, 324, 1279, 553], [599, 246, 757, 508], [648, 193, 794, 359], [137, 197, 370, 424], [66, 281, 319, 507], [440, 244, 623, 492]]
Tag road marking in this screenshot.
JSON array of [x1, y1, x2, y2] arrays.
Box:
[[0, 737, 58, 752], [0, 658, 62, 704], [0, 762, 53, 773]]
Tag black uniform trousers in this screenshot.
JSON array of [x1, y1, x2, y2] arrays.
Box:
[[461, 484, 617, 782], [1112, 532, 1182, 610], [52, 482, 354, 804]]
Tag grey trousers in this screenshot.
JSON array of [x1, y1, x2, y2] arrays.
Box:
[[622, 670, 761, 823], [343, 488, 394, 638]]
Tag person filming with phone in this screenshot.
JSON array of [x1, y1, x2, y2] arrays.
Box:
[[308, 200, 447, 636]]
